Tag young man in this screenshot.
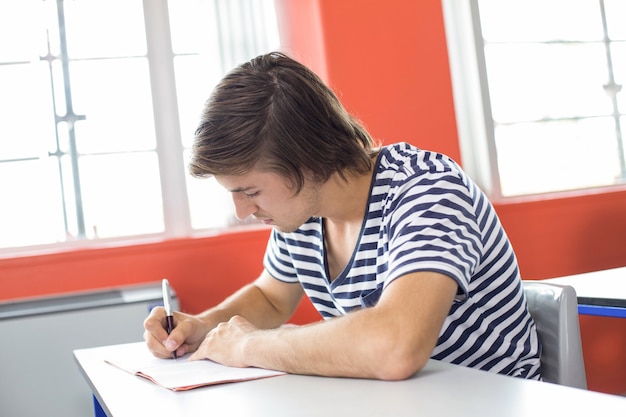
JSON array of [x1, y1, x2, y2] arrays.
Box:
[[144, 52, 541, 381]]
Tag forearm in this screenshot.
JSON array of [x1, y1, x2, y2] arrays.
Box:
[[196, 282, 290, 330], [147, 273, 303, 359], [239, 273, 457, 380], [190, 272, 456, 379], [242, 307, 431, 380]]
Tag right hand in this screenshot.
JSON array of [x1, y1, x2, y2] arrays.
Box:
[[143, 306, 210, 359]]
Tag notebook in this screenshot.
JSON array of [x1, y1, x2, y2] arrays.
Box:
[[104, 342, 286, 391]]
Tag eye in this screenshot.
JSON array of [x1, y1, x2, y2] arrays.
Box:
[[243, 191, 260, 198]]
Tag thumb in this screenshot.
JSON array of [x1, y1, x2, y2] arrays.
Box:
[[164, 337, 178, 353]]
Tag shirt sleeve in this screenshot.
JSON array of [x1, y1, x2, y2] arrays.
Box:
[[263, 229, 300, 283], [383, 168, 482, 300]]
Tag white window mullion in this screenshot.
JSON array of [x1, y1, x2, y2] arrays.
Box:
[[143, 0, 191, 238], [442, 0, 500, 197]]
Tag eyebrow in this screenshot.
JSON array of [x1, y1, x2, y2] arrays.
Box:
[[228, 186, 257, 193]]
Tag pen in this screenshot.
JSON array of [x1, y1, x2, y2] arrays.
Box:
[[161, 278, 177, 359]]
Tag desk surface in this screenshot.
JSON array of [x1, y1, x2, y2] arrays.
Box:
[[544, 266, 626, 317], [74, 343, 626, 417]]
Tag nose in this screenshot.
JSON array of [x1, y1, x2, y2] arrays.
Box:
[[231, 193, 258, 220]]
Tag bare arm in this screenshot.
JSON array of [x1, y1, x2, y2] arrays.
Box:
[[144, 270, 304, 358], [189, 270, 458, 380], [197, 271, 304, 329]]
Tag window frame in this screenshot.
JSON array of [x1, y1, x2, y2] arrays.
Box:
[[0, 0, 278, 258], [443, 0, 501, 198], [442, 0, 626, 201]]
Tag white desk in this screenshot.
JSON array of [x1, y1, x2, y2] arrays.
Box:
[[74, 343, 626, 417], [544, 266, 626, 318]]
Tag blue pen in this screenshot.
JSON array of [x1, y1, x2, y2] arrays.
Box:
[[161, 278, 177, 360]]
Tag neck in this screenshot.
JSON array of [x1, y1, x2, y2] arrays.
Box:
[[318, 167, 375, 225]]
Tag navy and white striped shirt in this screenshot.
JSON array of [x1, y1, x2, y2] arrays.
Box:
[[264, 143, 541, 379]]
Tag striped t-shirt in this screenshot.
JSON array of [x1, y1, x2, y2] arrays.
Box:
[[263, 142, 541, 379]]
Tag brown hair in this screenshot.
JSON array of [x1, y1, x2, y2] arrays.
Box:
[[190, 52, 378, 193]]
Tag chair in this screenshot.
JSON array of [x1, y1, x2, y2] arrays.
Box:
[[522, 281, 587, 389]]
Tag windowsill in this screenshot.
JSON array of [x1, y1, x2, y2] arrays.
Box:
[[490, 183, 626, 206], [0, 224, 271, 261]]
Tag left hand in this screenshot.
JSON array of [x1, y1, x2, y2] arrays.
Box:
[[188, 315, 258, 367]]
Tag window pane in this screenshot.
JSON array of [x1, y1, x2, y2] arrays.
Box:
[[174, 55, 224, 148], [0, 159, 65, 248], [485, 43, 612, 122], [496, 118, 621, 196], [621, 116, 626, 163], [70, 58, 156, 153], [0, 63, 55, 160], [185, 172, 261, 229], [171, 0, 280, 231], [168, 0, 221, 56], [612, 43, 626, 111], [64, 0, 146, 58], [479, 0, 603, 42], [605, 0, 626, 40], [185, 168, 236, 229], [0, 0, 48, 61], [59, 155, 80, 238], [79, 153, 164, 238], [50, 60, 67, 125]]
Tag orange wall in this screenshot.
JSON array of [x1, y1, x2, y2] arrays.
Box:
[[1, 0, 625, 394], [0, 228, 319, 324], [319, 0, 461, 160]]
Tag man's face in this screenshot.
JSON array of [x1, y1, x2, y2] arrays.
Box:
[[215, 170, 321, 233]]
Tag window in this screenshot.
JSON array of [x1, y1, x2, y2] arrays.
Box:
[[443, 0, 625, 198], [0, 0, 279, 253]]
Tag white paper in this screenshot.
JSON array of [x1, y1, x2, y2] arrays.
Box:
[[105, 342, 286, 391]]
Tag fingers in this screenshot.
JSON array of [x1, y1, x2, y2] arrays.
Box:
[[143, 307, 169, 339], [187, 320, 224, 362], [144, 307, 212, 359], [143, 329, 173, 359], [143, 306, 179, 358], [188, 316, 255, 365], [188, 328, 217, 362]]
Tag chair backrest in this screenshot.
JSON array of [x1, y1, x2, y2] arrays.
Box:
[[522, 281, 587, 389]]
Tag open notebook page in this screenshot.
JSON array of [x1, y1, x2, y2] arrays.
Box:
[[104, 342, 286, 391]]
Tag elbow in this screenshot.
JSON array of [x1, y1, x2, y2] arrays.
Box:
[[370, 341, 430, 381], [376, 358, 427, 381]]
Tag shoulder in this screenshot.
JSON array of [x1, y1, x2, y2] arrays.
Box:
[[377, 142, 463, 178], [373, 143, 474, 207]]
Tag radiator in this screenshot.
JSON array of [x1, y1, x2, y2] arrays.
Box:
[[0, 282, 178, 417]]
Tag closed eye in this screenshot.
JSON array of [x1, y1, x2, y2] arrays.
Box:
[[244, 191, 260, 198]]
